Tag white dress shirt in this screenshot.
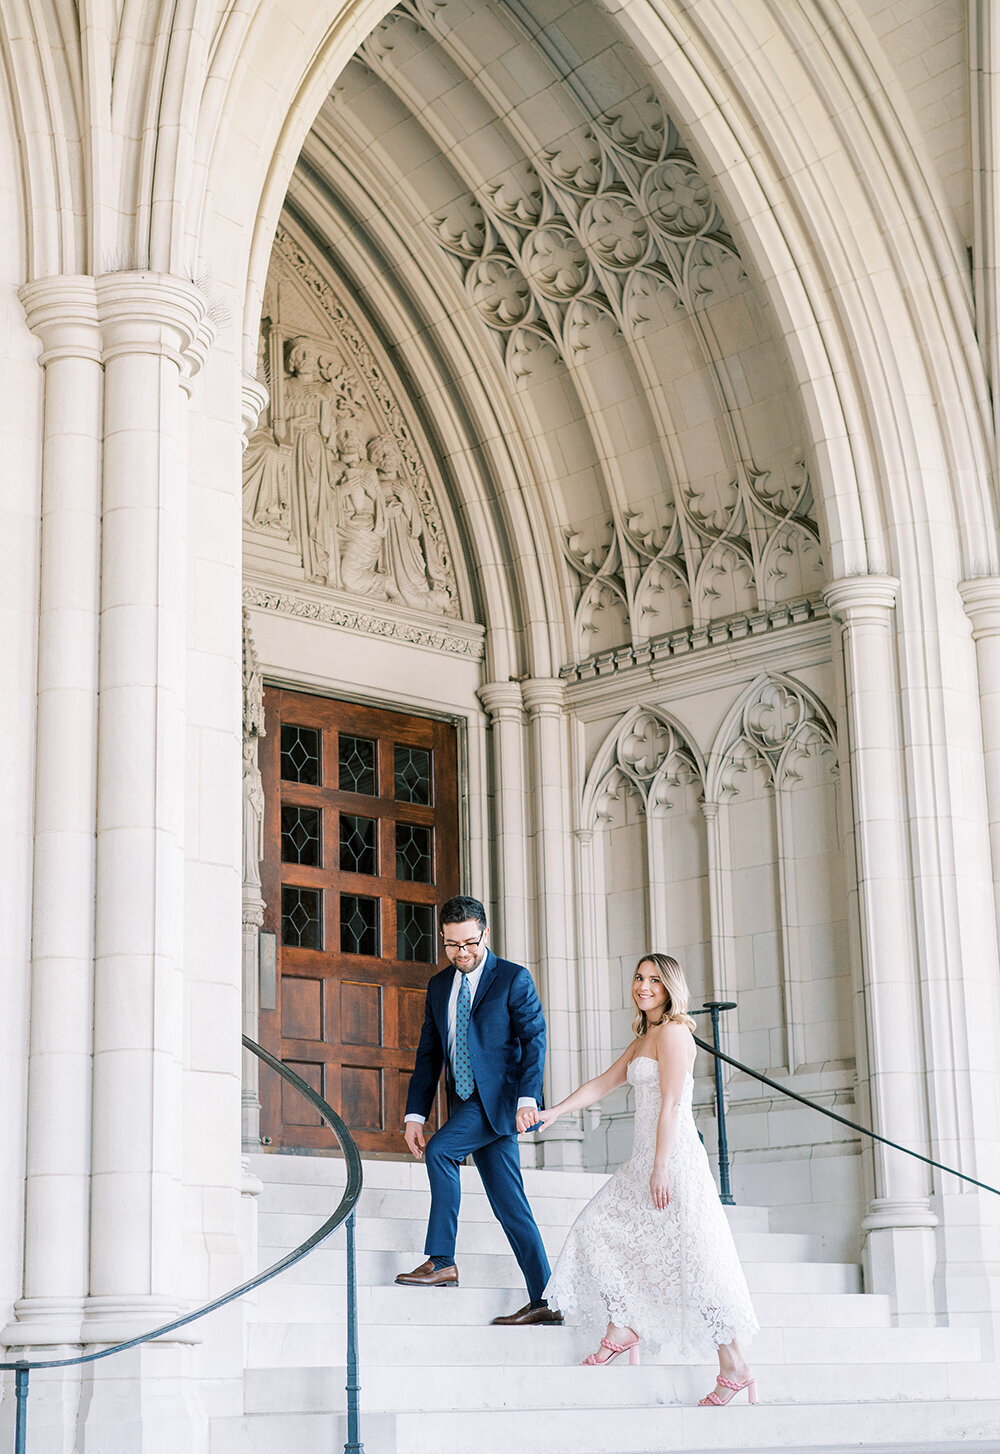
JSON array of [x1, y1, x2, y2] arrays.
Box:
[[405, 949, 538, 1123]]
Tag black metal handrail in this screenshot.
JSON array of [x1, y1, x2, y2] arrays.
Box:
[[0, 1036, 365, 1454], [694, 1025, 1000, 1201]]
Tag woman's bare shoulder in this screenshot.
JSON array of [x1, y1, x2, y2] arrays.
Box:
[[651, 1020, 695, 1058]]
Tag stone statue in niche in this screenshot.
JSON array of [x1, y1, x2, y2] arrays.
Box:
[[242, 738, 265, 889], [241, 610, 266, 895]]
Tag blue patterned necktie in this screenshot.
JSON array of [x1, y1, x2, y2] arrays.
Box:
[[454, 972, 475, 1099]]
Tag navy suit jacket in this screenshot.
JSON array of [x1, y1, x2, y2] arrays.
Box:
[[404, 949, 546, 1136]]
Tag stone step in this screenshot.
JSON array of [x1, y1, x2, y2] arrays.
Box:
[[257, 1214, 826, 1263], [210, 1397, 1000, 1454], [248, 1153, 611, 1199], [253, 1281, 890, 1329], [256, 1246, 863, 1295], [256, 1179, 771, 1234], [244, 1319, 981, 1371], [242, 1355, 996, 1413]]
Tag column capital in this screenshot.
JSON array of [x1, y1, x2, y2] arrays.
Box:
[[95, 271, 213, 381], [477, 680, 525, 720], [959, 577, 1000, 637], [241, 372, 269, 449], [701, 800, 720, 823], [18, 275, 101, 363], [823, 574, 899, 624], [520, 676, 566, 715]]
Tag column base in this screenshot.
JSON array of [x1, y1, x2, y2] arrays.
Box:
[[76, 1343, 208, 1454], [0, 1363, 84, 1454], [862, 1198, 939, 1325], [533, 1128, 584, 1170], [2, 1296, 86, 1349], [80, 1296, 199, 1348]]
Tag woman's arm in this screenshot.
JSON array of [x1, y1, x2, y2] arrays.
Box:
[[524, 1044, 635, 1132], [649, 1024, 695, 1208]]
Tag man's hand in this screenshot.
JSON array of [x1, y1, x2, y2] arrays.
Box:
[[515, 1106, 539, 1134], [404, 1121, 427, 1159]]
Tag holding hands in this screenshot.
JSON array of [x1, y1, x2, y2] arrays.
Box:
[[519, 1104, 562, 1135]]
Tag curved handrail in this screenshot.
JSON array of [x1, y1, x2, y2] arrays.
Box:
[[693, 1033, 1000, 1199], [0, 1036, 363, 1371]]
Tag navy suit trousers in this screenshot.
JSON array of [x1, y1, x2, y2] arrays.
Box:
[[423, 1090, 550, 1302]]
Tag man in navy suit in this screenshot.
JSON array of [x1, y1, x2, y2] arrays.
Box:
[[395, 895, 563, 1325]]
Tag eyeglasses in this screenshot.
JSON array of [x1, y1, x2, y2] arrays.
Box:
[[442, 930, 486, 952]]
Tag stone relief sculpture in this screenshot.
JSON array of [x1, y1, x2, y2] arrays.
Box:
[[280, 337, 343, 586], [338, 415, 387, 595], [243, 305, 459, 617], [370, 432, 453, 613], [242, 610, 266, 895]]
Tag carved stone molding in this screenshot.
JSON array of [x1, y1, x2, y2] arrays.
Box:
[[243, 578, 485, 659], [823, 574, 899, 625], [561, 596, 826, 682]]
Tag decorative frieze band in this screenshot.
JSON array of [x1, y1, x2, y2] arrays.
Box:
[[243, 579, 485, 659], [560, 596, 826, 682]]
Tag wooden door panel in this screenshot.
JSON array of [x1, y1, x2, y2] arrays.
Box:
[[260, 687, 459, 1153]]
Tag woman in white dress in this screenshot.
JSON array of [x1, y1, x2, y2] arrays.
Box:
[[530, 954, 759, 1406]]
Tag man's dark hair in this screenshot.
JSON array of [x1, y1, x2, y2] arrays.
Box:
[[439, 895, 487, 931]]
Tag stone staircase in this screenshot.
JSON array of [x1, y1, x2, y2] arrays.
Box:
[[209, 1154, 1000, 1454]]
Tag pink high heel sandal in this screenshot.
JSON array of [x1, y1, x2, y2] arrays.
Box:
[[581, 1335, 640, 1366], [698, 1373, 758, 1406]]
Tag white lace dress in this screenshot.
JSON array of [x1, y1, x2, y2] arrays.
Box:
[[546, 1055, 759, 1358]]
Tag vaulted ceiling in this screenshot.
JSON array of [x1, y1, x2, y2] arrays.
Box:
[[275, 0, 824, 677]]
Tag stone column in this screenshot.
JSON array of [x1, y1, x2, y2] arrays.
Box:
[[82, 274, 211, 1345], [959, 579, 1000, 924], [701, 800, 737, 1059], [824, 576, 937, 1325], [476, 682, 530, 964], [3, 279, 103, 1353], [521, 678, 581, 1167]]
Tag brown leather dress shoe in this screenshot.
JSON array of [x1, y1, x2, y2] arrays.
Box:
[[394, 1259, 459, 1287], [490, 1302, 564, 1326]]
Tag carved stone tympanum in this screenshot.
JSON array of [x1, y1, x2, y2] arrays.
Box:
[[243, 239, 459, 618]]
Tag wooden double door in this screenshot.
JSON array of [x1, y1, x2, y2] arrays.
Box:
[[260, 688, 459, 1153]]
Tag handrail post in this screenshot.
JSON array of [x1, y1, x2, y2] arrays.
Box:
[[13, 1364, 29, 1454], [344, 1208, 364, 1454], [700, 1002, 737, 1205]]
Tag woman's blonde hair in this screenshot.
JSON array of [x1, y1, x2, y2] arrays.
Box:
[[631, 953, 697, 1036]]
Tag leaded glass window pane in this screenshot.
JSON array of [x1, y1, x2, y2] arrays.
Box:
[[281, 885, 323, 949], [394, 744, 431, 805], [339, 735, 377, 796], [396, 822, 432, 883], [281, 804, 322, 866], [340, 814, 377, 876], [281, 725, 321, 785], [397, 902, 436, 963], [341, 895, 380, 957]]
